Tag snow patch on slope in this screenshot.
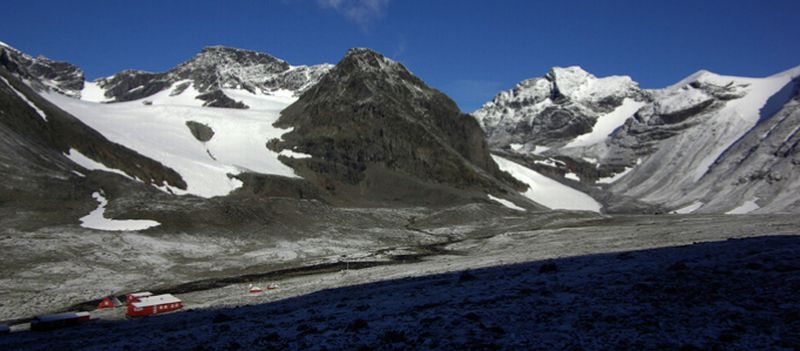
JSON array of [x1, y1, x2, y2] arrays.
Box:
[[487, 194, 526, 212], [726, 198, 760, 214], [565, 172, 580, 181], [564, 98, 646, 148], [0, 76, 47, 121], [673, 201, 704, 214], [278, 149, 312, 159], [80, 81, 111, 103], [80, 192, 160, 231], [597, 159, 641, 184], [64, 148, 134, 180], [492, 155, 602, 212]]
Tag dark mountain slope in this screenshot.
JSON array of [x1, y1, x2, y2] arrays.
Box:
[[272, 48, 530, 207]]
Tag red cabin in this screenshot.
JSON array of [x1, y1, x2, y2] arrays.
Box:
[[125, 292, 153, 306], [126, 294, 183, 317], [97, 296, 122, 309], [30, 312, 91, 331]]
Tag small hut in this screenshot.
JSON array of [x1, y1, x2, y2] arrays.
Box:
[[248, 284, 263, 294], [97, 296, 123, 309]]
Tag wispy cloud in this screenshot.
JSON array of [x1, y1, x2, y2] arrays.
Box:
[[318, 0, 390, 28]]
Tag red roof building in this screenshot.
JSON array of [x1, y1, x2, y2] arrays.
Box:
[[126, 294, 183, 317], [97, 296, 122, 309], [125, 292, 153, 306]]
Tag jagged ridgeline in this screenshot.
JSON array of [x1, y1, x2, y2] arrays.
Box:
[[87, 46, 332, 108], [474, 65, 800, 213]]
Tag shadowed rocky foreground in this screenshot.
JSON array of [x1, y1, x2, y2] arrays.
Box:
[[2, 234, 798, 350]]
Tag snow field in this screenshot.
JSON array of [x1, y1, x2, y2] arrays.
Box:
[[492, 155, 602, 212], [44, 83, 302, 198]]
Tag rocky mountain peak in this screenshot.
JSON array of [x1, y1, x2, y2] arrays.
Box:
[[313, 47, 429, 104], [179, 45, 290, 74], [545, 66, 639, 102], [272, 48, 527, 206], [340, 48, 398, 70], [168, 46, 291, 94], [0, 42, 85, 97], [474, 66, 644, 150]]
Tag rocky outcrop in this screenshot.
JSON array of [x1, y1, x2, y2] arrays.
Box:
[[272, 48, 529, 207], [0, 43, 85, 97], [185, 121, 215, 142], [195, 89, 248, 109]]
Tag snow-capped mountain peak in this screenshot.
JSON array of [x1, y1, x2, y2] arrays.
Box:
[[473, 66, 644, 151], [546, 66, 640, 102], [172, 45, 291, 92]]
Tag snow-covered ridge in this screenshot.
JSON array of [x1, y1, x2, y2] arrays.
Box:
[[547, 66, 639, 102], [683, 68, 800, 181], [85, 45, 333, 103]]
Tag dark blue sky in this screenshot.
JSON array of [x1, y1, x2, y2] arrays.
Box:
[[2, 0, 798, 111]]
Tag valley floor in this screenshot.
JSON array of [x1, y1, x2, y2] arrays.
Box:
[[1, 212, 799, 350]]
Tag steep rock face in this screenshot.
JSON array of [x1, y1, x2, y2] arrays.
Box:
[[273, 48, 529, 207], [474, 66, 644, 150], [0, 43, 85, 97], [91, 46, 332, 106]]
